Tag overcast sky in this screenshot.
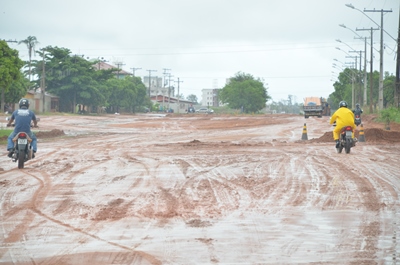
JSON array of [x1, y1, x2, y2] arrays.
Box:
[[1, 0, 399, 104]]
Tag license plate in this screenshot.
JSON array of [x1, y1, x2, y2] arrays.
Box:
[[345, 131, 352, 137], [18, 139, 28, 144]]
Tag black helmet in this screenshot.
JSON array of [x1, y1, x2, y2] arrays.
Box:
[[339, 101, 348, 108], [19, 98, 30, 109], [356, 103, 360, 108]]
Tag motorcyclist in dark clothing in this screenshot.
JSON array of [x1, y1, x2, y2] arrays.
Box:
[[352, 103, 363, 116], [352, 103, 363, 126], [6, 98, 38, 158]]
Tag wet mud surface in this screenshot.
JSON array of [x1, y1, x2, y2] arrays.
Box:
[[0, 113, 399, 264]]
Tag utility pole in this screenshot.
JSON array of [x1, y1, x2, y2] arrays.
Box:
[[72, 54, 85, 113], [97, 57, 107, 70], [346, 55, 358, 108], [176, 78, 184, 113], [41, 52, 46, 113], [162, 69, 171, 110], [167, 74, 174, 109], [115, 62, 125, 79], [364, 8, 392, 110], [354, 36, 370, 106], [338, 24, 370, 106], [130, 67, 141, 77], [357, 27, 379, 113], [146, 70, 157, 98], [396, 8, 400, 108], [349, 50, 364, 105]]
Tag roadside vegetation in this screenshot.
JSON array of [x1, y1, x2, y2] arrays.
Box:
[[378, 107, 400, 129]]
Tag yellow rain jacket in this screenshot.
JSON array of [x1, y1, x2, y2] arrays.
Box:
[[329, 107, 356, 140]]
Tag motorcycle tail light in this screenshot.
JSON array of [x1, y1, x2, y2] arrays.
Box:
[[345, 126, 352, 131], [19, 133, 26, 137]]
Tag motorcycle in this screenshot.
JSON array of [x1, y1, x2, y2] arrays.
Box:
[[10, 132, 34, 169], [336, 126, 355, 154], [355, 115, 361, 126], [6, 117, 38, 169]]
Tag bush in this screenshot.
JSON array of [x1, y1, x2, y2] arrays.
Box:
[[379, 107, 400, 128]]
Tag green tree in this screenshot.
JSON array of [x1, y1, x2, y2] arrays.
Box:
[[29, 45, 149, 114], [128, 76, 149, 112], [186, 94, 198, 104], [105, 76, 148, 113], [0, 40, 25, 112], [219, 72, 270, 113], [330, 68, 354, 108], [18, 36, 39, 88], [383, 72, 395, 108], [6, 77, 30, 106], [331, 67, 394, 112], [32, 46, 105, 112]]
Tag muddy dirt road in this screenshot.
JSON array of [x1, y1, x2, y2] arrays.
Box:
[[0, 114, 399, 264]]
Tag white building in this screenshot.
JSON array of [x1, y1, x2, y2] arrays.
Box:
[[201, 88, 220, 107]]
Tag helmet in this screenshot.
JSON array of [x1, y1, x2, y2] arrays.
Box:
[[339, 101, 348, 108], [19, 98, 30, 109], [356, 103, 360, 108]]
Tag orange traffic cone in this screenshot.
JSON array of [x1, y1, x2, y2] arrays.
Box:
[[301, 123, 308, 140], [358, 123, 365, 142]]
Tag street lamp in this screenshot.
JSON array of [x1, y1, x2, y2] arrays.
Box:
[[334, 58, 346, 66], [346, 3, 394, 109], [345, 4, 395, 41], [336, 47, 351, 57], [334, 55, 358, 108], [336, 40, 364, 107], [339, 24, 372, 106], [336, 39, 357, 52]]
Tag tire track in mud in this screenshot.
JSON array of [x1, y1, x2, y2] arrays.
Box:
[[0, 169, 52, 261], [305, 144, 400, 262], [351, 145, 400, 262], [3, 114, 399, 264], [1, 135, 163, 265]]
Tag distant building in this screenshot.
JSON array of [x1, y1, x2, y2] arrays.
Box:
[[11, 89, 59, 113], [201, 88, 220, 107], [95, 61, 131, 79], [150, 95, 193, 113], [143, 76, 175, 97]]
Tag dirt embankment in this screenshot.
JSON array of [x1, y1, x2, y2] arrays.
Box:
[[0, 129, 65, 141], [308, 114, 400, 143]]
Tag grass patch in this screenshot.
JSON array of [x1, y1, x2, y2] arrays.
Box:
[[0, 129, 13, 137], [0, 128, 12, 145]]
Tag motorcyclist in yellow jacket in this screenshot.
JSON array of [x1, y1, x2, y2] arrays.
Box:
[[329, 101, 356, 148]]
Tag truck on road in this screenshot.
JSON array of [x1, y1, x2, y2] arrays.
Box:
[[303, 97, 330, 118]]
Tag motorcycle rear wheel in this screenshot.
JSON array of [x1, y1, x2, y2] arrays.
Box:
[[18, 150, 25, 169], [345, 139, 352, 154]]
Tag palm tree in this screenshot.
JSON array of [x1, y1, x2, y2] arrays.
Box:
[[18, 36, 39, 87]]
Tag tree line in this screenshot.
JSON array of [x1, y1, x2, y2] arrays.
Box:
[[329, 67, 396, 112], [1, 37, 271, 114]]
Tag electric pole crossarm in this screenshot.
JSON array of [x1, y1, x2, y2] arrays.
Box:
[[130, 67, 141, 77], [364, 9, 396, 42]]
